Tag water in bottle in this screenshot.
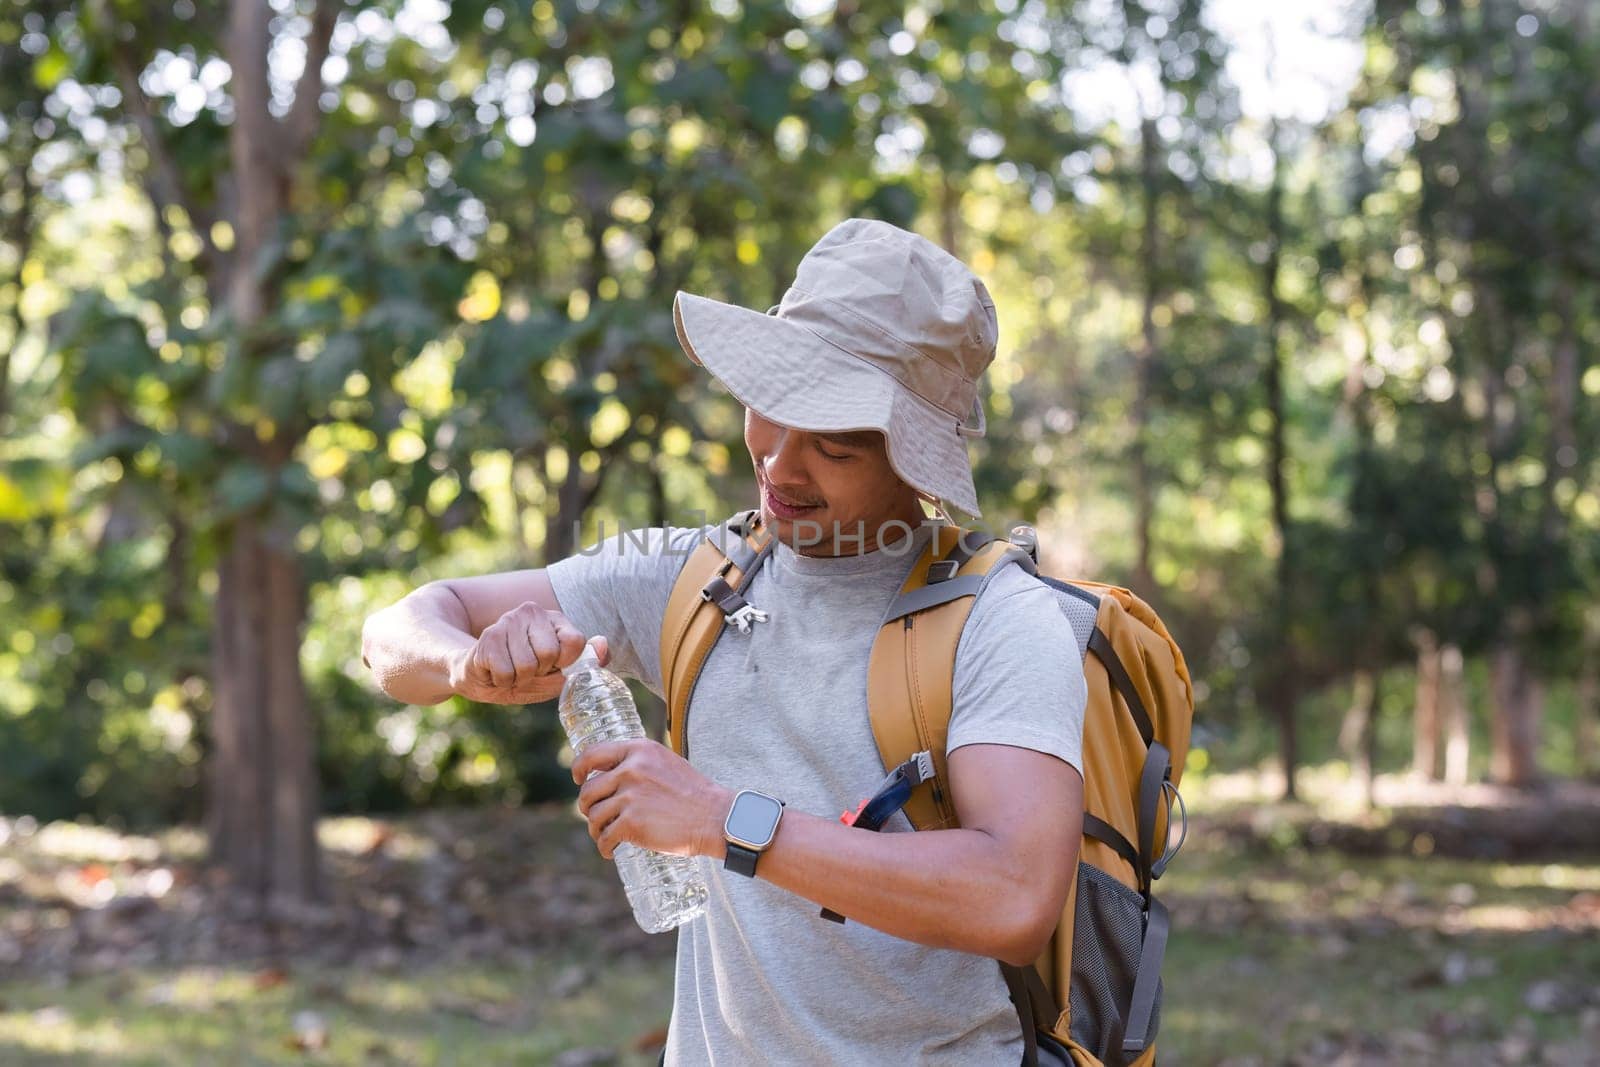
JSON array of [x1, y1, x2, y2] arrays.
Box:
[[559, 640, 709, 933]]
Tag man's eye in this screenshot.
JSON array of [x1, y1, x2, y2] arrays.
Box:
[[818, 447, 851, 461]]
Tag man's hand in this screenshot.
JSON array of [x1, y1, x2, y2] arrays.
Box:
[[446, 602, 610, 705], [573, 739, 735, 860]]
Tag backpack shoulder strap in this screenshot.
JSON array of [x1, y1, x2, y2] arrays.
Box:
[[659, 509, 772, 759], [865, 524, 1039, 831]]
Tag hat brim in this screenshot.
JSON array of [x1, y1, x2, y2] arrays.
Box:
[[673, 291, 982, 518]]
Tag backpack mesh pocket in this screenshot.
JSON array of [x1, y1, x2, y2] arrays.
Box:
[[1067, 861, 1159, 1061]]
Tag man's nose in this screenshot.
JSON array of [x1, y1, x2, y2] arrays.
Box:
[[764, 428, 808, 484]]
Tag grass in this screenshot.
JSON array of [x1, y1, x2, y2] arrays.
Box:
[[2, 768, 1597, 1065], [1157, 844, 1600, 1063], [1162, 925, 1598, 1063], [0, 954, 675, 1066], [1149, 766, 1600, 1064]]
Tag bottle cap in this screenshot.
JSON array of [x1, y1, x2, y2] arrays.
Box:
[[560, 638, 602, 678]]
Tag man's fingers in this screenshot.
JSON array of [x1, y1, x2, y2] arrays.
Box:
[[576, 769, 620, 818], [571, 740, 630, 784], [504, 674, 567, 704], [584, 795, 623, 845], [520, 610, 562, 676], [475, 628, 517, 689], [595, 802, 635, 859], [457, 645, 493, 687], [551, 616, 588, 672]]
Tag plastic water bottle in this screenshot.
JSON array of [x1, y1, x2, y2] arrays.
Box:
[[559, 640, 709, 933]]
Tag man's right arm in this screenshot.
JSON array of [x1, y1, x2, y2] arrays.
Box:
[[361, 568, 606, 707]]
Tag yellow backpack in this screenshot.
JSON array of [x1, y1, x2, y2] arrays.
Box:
[[659, 509, 1194, 1066]]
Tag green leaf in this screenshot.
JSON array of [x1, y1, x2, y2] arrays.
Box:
[[156, 432, 213, 477], [365, 299, 440, 351], [70, 425, 152, 467], [742, 68, 791, 134], [454, 312, 567, 394], [809, 94, 849, 142], [0, 472, 31, 522], [216, 461, 271, 516], [581, 108, 630, 145], [531, 110, 581, 154], [656, 64, 728, 106], [33, 46, 69, 91], [307, 334, 363, 399], [257, 355, 304, 424], [277, 460, 318, 503]]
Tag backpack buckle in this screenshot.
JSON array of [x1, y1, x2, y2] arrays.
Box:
[[1008, 524, 1039, 565], [926, 559, 960, 584], [700, 575, 771, 634], [724, 603, 770, 634]]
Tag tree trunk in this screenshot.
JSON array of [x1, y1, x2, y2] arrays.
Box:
[[1540, 281, 1579, 547], [1339, 669, 1377, 809], [1577, 643, 1598, 780], [1442, 0, 1542, 790], [1474, 290, 1543, 787], [209, 518, 321, 906], [545, 464, 588, 564], [1412, 628, 1442, 780], [0, 117, 36, 430], [542, 453, 625, 564], [1488, 624, 1543, 788], [1261, 117, 1298, 800], [1441, 643, 1469, 786], [649, 453, 668, 528], [196, 0, 333, 907], [939, 169, 962, 259], [512, 449, 546, 554], [1342, 258, 1386, 803], [1130, 116, 1160, 598]]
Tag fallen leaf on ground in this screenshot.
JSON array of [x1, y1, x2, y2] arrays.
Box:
[[631, 1024, 669, 1051], [254, 966, 290, 990]]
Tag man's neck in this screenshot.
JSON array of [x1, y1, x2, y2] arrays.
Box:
[[783, 502, 936, 558]]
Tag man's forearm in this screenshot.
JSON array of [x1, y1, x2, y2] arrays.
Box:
[[361, 584, 474, 705], [707, 799, 1057, 968], [575, 741, 1078, 966]]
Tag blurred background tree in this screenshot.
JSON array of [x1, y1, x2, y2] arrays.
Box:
[[2, 0, 1596, 915]]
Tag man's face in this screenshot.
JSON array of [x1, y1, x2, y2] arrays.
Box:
[[743, 407, 923, 556]]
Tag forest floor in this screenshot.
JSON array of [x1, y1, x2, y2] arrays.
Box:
[[1, 766, 1597, 1066]]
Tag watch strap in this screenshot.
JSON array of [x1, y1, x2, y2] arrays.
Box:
[[725, 841, 761, 878]]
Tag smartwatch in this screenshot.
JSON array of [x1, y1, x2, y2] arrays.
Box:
[[722, 789, 786, 878]]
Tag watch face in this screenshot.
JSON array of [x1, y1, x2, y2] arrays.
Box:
[[725, 791, 783, 849]]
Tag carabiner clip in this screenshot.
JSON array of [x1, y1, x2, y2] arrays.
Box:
[[725, 603, 770, 634]]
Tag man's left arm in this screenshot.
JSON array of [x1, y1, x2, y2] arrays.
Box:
[[571, 738, 1082, 968]]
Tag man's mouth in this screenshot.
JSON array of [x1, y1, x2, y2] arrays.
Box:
[[763, 483, 823, 519]]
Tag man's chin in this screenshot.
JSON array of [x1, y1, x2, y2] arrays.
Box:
[[760, 506, 828, 545]]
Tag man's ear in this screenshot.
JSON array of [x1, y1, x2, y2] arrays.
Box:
[[916, 489, 955, 526]]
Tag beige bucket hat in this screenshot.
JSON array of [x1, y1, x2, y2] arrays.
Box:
[[672, 217, 997, 519]]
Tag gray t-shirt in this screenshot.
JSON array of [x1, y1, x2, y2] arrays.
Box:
[[547, 519, 1087, 1066]]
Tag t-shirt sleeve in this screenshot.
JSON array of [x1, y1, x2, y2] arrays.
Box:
[[544, 523, 713, 699], [946, 562, 1086, 775]]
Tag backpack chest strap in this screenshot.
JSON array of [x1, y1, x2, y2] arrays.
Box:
[[661, 510, 772, 758]]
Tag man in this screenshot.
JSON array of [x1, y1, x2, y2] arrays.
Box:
[[362, 218, 1087, 1064]]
